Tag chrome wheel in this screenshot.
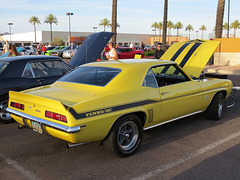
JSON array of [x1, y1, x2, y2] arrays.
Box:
[[0, 99, 12, 121], [104, 114, 143, 157], [207, 92, 224, 120], [118, 121, 139, 151]]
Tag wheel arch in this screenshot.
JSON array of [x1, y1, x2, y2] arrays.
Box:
[[103, 111, 146, 141], [207, 90, 227, 110]]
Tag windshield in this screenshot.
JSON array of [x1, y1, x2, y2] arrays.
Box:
[[59, 66, 121, 86], [62, 46, 70, 51], [0, 62, 8, 75], [53, 46, 63, 50]]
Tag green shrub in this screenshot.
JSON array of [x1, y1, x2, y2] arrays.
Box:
[[51, 37, 65, 46], [145, 49, 154, 56]]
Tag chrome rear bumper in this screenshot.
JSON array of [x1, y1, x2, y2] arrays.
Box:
[[7, 107, 84, 133]]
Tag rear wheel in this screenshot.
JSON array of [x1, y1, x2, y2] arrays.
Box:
[[0, 97, 14, 123], [104, 114, 143, 157], [206, 93, 224, 120]]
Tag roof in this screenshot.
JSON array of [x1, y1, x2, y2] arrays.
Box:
[[83, 59, 175, 69], [0, 55, 62, 64]]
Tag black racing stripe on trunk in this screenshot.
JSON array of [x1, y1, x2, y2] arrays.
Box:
[[69, 100, 158, 119], [161, 43, 190, 74], [178, 43, 202, 68]]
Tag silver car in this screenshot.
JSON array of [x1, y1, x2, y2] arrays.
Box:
[[62, 46, 80, 59]]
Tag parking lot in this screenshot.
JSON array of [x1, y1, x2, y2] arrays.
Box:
[[0, 76, 240, 180]]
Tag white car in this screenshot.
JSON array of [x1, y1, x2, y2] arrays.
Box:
[[62, 46, 80, 59], [24, 46, 36, 55]]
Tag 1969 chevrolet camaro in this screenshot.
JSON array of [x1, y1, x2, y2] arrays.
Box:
[[7, 40, 234, 157]]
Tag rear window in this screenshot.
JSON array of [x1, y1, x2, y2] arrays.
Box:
[[0, 62, 8, 75], [59, 66, 121, 86]]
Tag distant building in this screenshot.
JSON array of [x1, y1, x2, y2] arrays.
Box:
[[0, 31, 153, 47], [0, 30, 190, 48]]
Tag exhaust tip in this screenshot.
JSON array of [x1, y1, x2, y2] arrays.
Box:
[[18, 125, 25, 129]]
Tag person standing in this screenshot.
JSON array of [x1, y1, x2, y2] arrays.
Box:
[[42, 45, 47, 55], [130, 42, 134, 48], [37, 43, 42, 55], [3, 40, 9, 54], [106, 42, 118, 60], [8, 44, 21, 57], [141, 42, 145, 50], [154, 44, 165, 59]]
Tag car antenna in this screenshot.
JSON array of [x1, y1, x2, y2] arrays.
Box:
[[86, 44, 88, 64]]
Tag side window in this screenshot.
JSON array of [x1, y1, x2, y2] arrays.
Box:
[[30, 61, 71, 78], [22, 63, 34, 78], [142, 69, 158, 88], [151, 64, 191, 87]]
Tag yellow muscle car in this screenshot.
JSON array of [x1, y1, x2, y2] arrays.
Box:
[[7, 40, 234, 157]]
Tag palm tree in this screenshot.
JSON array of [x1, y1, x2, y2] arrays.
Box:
[[111, 0, 117, 45], [230, 20, 240, 38], [223, 22, 228, 35], [29, 16, 41, 43], [167, 21, 174, 43], [44, 14, 58, 42], [175, 22, 183, 37], [215, 0, 225, 38], [162, 0, 168, 51], [185, 24, 194, 40], [199, 25, 207, 39], [151, 22, 158, 36], [99, 18, 111, 31], [158, 22, 163, 39]]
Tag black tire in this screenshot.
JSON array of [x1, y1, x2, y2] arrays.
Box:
[[104, 114, 143, 157], [0, 97, 14, 124], [206, 93, 224, 120]]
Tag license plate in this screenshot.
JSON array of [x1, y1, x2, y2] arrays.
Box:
[[31, 121, 43, 134]]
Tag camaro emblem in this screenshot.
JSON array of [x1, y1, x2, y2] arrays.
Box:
[[85, 108, 112, 117], [204, 95, 209, 101]]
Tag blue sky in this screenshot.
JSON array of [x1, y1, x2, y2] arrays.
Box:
[[0, 0, 239, 39]]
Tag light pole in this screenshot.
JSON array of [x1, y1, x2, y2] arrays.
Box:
[[93, 27, 97, 33], [227, 0, 230, 38], [195, 31, 199, 39], [8, 22, 13, 42], [66, 12, 73, 45]]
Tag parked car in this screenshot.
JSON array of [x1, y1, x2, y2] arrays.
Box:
[[62, 46, 80, 59], [0, 56, 71, 123], [116, 47, 145, 59], [144, 45, 156, 51], [24, 46, 36, 55], [0, 47, 27, 58], [45, 46, 65, 56], [50, 46, 71, 57], [7, 39, 234, 157], [0, 32, 113, 123]]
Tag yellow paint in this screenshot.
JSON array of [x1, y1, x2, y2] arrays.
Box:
[[8, 59, 233, 144]]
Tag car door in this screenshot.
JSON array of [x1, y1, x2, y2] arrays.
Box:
[[151, 64, 204, 122]]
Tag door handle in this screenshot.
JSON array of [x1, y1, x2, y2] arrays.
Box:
[[37, 79, 44, 84], [161, 92, 169, 96]]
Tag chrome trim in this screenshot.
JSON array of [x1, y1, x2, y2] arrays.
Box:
[[144, 110, 204, 130], [7, 107, 83, 133]]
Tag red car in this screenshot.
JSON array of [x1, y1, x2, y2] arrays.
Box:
[[116, 47, 145, 59]]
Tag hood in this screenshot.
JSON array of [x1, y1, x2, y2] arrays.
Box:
[[160, 39, 220, 78], [69, 31, 114, 67]]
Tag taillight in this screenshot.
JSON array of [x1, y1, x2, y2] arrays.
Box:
[[10, 102, 24, 110], [45, 111, 67, 123]]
